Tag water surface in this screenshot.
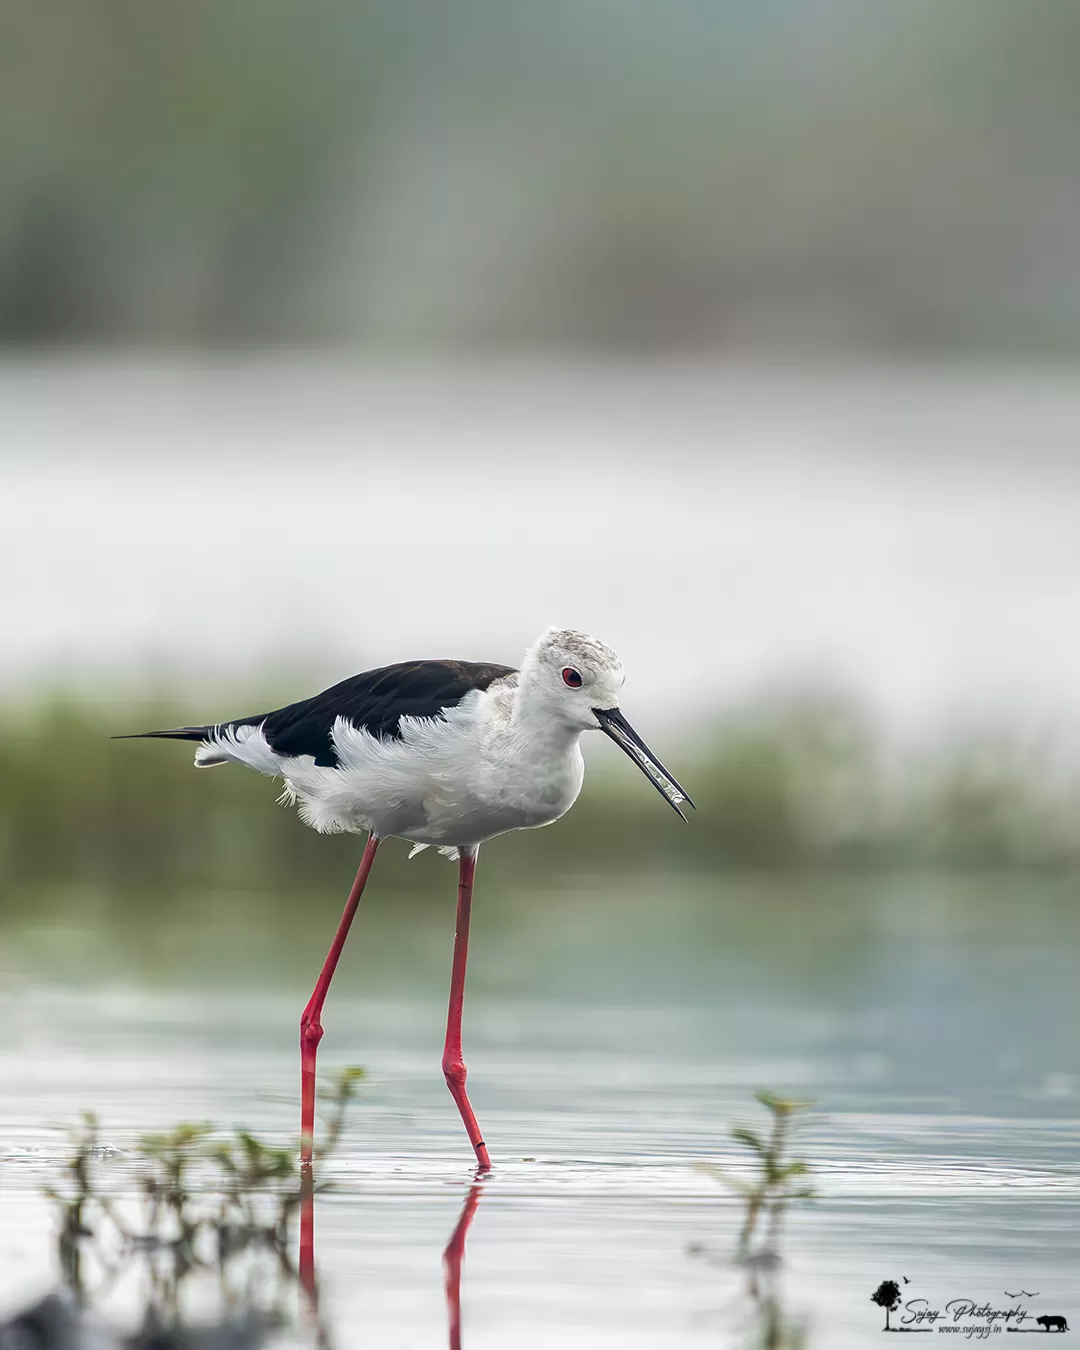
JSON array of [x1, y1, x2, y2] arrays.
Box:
[[2, 875, 1077, 1346]]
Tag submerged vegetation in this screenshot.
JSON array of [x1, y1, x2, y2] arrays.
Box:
[[0, 690, 1077, 918], [697, 1090, 816, 1259], [38, 1068, 363, 1346], [692, 1091, 816, 1350]]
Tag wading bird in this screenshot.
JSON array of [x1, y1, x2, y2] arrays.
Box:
[[120, 628, 692, 1170]]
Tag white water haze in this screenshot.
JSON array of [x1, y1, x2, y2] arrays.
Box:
[[3, 361, 1080, 741]]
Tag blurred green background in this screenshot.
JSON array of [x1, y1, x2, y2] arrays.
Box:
[[4, 1, 1080, 351]]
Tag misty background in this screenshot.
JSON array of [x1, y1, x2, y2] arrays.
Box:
[[5, 2, 1080, 352]]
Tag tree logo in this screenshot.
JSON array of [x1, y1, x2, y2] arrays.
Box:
[[871, 1280, 903, 1332]]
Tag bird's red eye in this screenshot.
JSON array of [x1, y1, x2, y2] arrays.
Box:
[[562, 667, 583, 688]]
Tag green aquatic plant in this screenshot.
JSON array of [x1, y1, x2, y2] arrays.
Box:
[[699, 1089, 816, 1257], [692, 1091, 816, 1349], [41, 1110, 108, 1292], [41, 1067, 364, 1339]]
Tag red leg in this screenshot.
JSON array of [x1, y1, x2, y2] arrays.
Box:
[[300, 833, 380, 1163], [442, 848, 492, 1171], [443, 1183, 483, 1350]]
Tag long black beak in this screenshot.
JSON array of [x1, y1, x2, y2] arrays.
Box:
[[593, 707, 695, 820]]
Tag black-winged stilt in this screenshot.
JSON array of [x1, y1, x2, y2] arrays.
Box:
[[119, 628, 692, 1171]]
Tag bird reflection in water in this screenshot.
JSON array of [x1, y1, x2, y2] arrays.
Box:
[[443, 1183, 485, 1350], [298, 1162, 328, 1347], [299, 1174, 486, 1350]]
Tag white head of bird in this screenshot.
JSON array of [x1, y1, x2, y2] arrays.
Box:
[[516, 627, 692, 819], [518, 628, 625, 731]]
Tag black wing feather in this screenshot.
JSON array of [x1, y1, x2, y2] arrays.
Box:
[[118, 660, 517, 767], [249, 659, 516, 764]]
